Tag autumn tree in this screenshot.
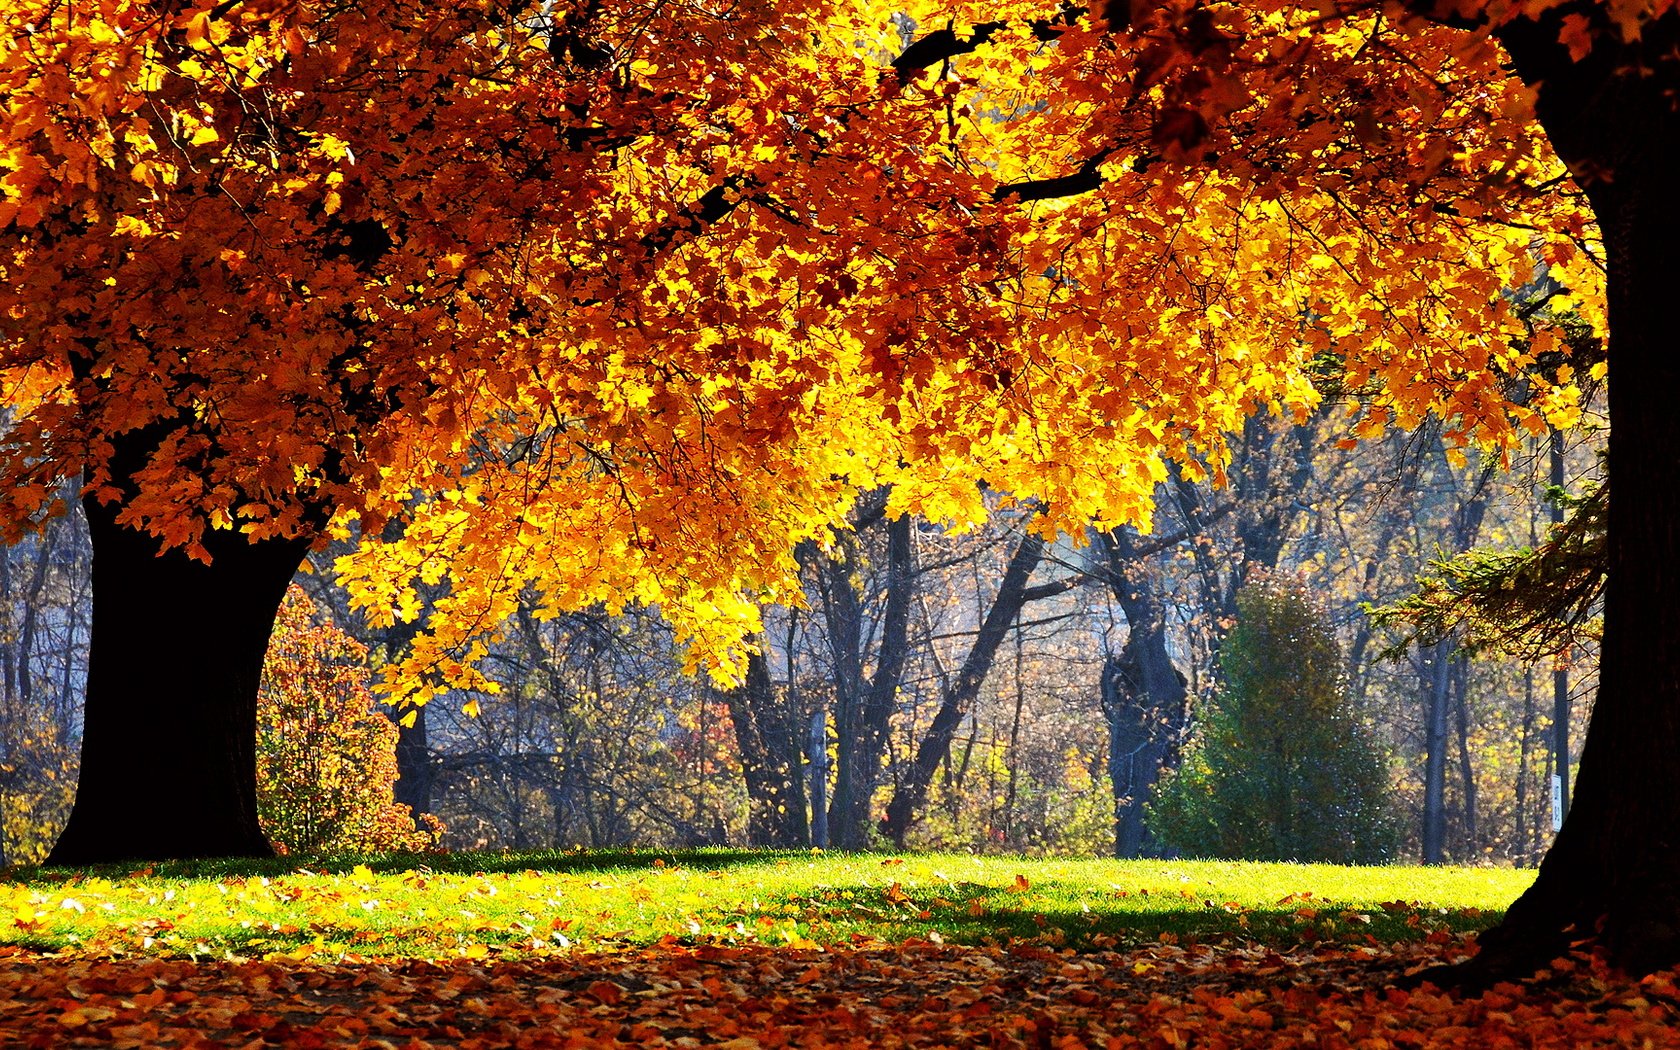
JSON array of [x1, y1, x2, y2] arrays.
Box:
[[5, 0, 1676, 982], [875, 0, 1669, 979], [256, 586, 439, 854], [0, 0, 948, 863]]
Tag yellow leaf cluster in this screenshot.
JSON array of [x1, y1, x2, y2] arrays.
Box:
[[0, 0, 1603, 689]]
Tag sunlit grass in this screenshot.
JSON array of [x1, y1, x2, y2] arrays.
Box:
[[2, 849, 1534, 961]]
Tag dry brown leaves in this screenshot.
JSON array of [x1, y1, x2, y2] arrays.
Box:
[[3, 937, 1677, 1048]]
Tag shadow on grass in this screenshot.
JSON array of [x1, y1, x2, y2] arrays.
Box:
[[0, 850, 1507, 961], [747, 880, 1506, 952]]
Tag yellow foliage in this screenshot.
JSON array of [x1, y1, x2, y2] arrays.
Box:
[[0, 0, 1602, 700], [257, 587, 441, 854]]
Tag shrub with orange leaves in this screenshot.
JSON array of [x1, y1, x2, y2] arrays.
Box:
[[257, 587, 441, 855]]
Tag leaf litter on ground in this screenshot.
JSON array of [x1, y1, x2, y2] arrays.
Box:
[[4, 851, 1674, 1047], [5, 937, 1680, 1048]]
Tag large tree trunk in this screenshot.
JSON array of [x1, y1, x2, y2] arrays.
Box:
[[1457, 6, 1680, 979], [46, 499, 311, 864]]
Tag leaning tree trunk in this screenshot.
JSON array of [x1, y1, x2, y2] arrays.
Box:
[[1459, 6, 1680, 979], [881, 527, 1063, 846], [46, 496, 311, 864]]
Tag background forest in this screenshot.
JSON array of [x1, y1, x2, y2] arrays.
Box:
[[0, 406, 1602, 868]]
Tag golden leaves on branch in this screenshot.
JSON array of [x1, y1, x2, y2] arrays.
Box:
[[1, 0, 1604, 686]]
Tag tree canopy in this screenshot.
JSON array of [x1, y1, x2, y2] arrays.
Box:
[[1, 0, 1598, 696]]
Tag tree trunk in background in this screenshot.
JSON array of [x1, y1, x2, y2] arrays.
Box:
[[808, 708, 829, 848], [1096, 529, 1189, 858], [1549, 429, 1572, 833], [1346, 441, 1424, 710], [820, 512, 913, 850], [810, 533, 864, 847], [1454, 5, 1680, 978], [382, 619, 434, 819], [392, 705, 436, 819], [47, 496, 312, 864], [1233, 415, 1317, 590], [881, 526, 1066, 846], [1452, 653, 1478, 853], [1421, 640, 1450, 864], [722, 645, 808, 846], [1516, 669, 1536, 866], [1421, 450, 1490, 865]]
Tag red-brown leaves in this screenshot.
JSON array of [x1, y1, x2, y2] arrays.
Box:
[[2, 939, 1677, 1048]]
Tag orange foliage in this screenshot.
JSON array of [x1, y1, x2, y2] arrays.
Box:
[[257, 586, 439, 854], [0, 0, 1607, 701]]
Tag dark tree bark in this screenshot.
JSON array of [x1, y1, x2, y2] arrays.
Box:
[[1096, 529, 1190, 858], [376, 619, 435, 819], [391, 704, 437, 819], [721, 644, 809, 846], [46, 496, 312, 864], [1440, 4, 1680, 980], [817, 508, 914, 850]]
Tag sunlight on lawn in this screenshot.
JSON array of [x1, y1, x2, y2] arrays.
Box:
[[2, 850, 1533, 962]]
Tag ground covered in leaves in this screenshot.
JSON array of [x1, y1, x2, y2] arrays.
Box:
[[3, 852, 1667, 1047], [5, 936, 1679, 1048]]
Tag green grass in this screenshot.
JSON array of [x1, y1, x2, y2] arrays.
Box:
[[1, 849, 1534, 961]]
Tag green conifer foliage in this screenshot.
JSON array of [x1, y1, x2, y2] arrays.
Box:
[[1152, 574, 1400, 864]]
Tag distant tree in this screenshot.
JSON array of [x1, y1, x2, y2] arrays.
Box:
[[257, 588, 440, 855], [1152, 574, 1398, 865], [0, 494, 88, 864]]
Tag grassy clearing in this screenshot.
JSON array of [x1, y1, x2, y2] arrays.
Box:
[[1, 849, 1533, 962]]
